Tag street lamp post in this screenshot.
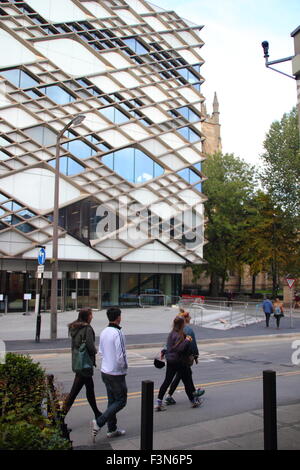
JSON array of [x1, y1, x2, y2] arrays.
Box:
[[50, 114, 86, 340]]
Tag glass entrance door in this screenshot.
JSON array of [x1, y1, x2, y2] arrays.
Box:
[[7, 272, 26, 312]]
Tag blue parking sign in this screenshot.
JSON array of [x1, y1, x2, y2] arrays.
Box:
[[38, 247, 46, 265]]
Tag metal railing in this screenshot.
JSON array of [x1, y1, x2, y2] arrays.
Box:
[[138, 295, 181, 308], [189, 300, 296, 329]]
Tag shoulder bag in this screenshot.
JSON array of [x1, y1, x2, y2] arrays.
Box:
[[73, 326, 94, 377]]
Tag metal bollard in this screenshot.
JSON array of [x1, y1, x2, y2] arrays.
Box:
[[263, 370, 277, 450], [140, 380, 154, 450]]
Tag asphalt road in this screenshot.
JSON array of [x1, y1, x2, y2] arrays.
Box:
[[30, 335, 300, 449]]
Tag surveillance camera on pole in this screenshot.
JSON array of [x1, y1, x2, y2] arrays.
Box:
[[261, 41, 269, 60], [261, 39, 295, 79]]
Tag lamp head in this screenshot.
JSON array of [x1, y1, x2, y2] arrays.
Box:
[[261, 41, 269, 59], [71, 114, 86, 126]]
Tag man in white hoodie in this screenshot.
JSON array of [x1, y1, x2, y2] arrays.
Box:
[[92, 307, 128, 441]]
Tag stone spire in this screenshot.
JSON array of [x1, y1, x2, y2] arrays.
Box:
[[212, 92, 220, 124]]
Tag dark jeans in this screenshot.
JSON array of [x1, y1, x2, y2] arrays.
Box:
[[158, 362, 195, 402], [96, 373, 127, 433], [265, 312, 271, 327], [63, 373, 101, 419]]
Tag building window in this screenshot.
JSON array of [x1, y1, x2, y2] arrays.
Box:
[[102, 148, 164, 183], [2, 200, 23, 212], [176, 106, 201, 123], [123, 38, 149, 55], [1, 68, 39, 88], [100, 106, 129, 124], [48, 156, 85, 176], [15, 222, 35, 233], [178, 126, 201, 143], [39, 85, 75, 104], [177, 67, 199, 84], [62, 138, 97, 159], [177, 167, 202, 192]]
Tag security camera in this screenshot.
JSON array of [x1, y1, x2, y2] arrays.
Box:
[[261, 41, 269, 59]]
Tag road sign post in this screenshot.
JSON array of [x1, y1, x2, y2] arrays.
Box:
[[35, 246, 46, 343], [286, 277, 296, 289]]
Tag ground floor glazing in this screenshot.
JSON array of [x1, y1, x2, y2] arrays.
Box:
[[0, 269, 182, 312]]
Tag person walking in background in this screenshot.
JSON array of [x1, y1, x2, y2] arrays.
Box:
[[273, 298, 284, 329], [262, 296, 273, 327], [91, 307, 128, 442], [62, 308, 101, 421], [165, 310, 205, 405], [156, 316, 202, 411]]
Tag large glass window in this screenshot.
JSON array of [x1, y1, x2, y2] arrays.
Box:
[[177, 168, 201, 185], [63, 138, 97, 159], [100, 106, 129, 124], [1, 68, 39, 88], [2, 200, 23, 212], [177, 67, 199, 84], [48, 156, 85, 176], [123, 38, 149, 55], [176, 106, 201, 123], [177, 167, 202, 192], [39, 85, 75, 104], [178, 126, 201, 143], [56, 198, 120, 242], [102, 148, 164, 183]]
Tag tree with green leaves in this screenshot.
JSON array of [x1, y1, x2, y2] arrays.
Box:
[[236, 192, 300, 297], [260, 107, 300, 217], [192, 152, 257, 296]]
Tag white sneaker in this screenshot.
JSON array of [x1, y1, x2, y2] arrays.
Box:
[[107, 428, 126, 438], [91, 419, 100, 443]]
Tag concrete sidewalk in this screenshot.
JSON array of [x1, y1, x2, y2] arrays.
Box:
[[1, 306, 300, 352], [103, 402, 300, 451]]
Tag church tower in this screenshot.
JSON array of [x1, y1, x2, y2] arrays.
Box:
[[201, 92, 222, 155]]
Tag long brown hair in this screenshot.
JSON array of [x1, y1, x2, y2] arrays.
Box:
[[172, 316, 186, 346], [68, 308, 92, 329]]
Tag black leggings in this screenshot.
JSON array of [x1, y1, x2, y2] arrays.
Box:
[[158, 362, 195, 402], [168, 368, 196, 396], [63, 373, 101, 419]]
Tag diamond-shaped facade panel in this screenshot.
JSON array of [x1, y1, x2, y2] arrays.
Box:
[[0, 0, 207, 311]]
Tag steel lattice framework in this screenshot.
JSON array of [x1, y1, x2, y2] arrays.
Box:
[[0, 0, 207, 266]]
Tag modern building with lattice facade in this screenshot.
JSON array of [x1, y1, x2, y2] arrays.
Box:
[[0, 0, 207, 312]]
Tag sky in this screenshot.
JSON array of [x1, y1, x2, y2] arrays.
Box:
[[153, 0, 300, 168]]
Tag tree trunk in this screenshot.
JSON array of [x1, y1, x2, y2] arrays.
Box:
[[210, 272, 220, 297], [252, 275, 256, 295]]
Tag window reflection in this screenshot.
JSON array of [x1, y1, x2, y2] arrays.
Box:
[[39, 85, 75, 104], [178, 126, 201, 143], [48, 156, 84, 176], [123, 38, 149, 55], [177, 167, 202, 188], [63, 138, 97, 159], [102, 148, 164, 183], [100, 106, 129, 124], [1, 68, 39, 88], [56, 199, 120, 242], [176, 106, 200, 123]]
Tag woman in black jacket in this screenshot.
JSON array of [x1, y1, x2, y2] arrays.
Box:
[[156, 316, 200, 411], [62, 308, 101, 420]]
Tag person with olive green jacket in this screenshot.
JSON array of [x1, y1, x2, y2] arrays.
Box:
[[62, 308, 102, 420]]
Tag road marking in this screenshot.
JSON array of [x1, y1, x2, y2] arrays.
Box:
[[69, 369, 300, 407]]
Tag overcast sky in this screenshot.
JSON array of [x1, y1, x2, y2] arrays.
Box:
[[154, 0, 299, 168]]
